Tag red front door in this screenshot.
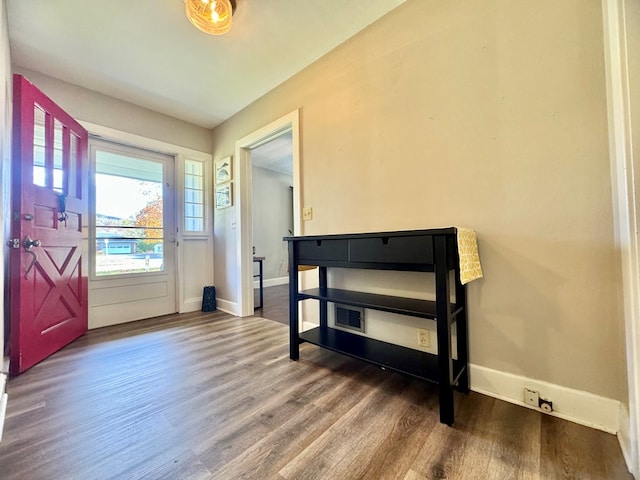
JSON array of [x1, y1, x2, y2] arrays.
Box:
[[9, 75, 89, 375]]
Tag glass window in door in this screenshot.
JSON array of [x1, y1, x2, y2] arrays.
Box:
[[94, 150, 165, 276]]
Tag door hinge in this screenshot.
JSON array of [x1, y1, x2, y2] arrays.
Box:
[[6, 238, 20, 249]]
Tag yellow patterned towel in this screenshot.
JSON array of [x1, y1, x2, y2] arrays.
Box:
[[456, 227, 483, 285]]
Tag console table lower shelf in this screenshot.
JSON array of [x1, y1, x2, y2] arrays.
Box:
[[300, 327, 467, 386]]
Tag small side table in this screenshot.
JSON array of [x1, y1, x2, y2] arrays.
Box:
[[253, 256, 265, 309]]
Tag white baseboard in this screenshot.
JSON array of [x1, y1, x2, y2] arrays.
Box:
[[180, 297, 203, 313], [254, 276, 288, 288], [215, 298, 238, 316], [470, 364, 620, 434], [0, 372, 7, 443], [0, 393, 6, 443], [617, 404, 637, 478], [302, 321, 318, 331]]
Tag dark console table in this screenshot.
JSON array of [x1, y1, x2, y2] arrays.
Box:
[[285, 228, 469, 425]]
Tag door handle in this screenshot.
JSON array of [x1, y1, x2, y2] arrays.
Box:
[[23, 236, 41, 250], [23, 236, 41, 279]]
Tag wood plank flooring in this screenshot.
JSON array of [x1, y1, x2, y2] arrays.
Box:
[[0, 310, 631, 480], [255, 284, 289, 325]]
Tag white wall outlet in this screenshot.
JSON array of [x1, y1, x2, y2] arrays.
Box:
[[539, 398, 553, 413], [417, 328, 430, 347], [524, 388, 539, 407], [302, 207, 313, 221]]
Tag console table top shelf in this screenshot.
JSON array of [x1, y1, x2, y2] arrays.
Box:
[[297, 287, 464, 320]]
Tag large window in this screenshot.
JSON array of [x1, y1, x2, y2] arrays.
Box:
[[94, 149, 166, 276], [184, 159, 204, 232]]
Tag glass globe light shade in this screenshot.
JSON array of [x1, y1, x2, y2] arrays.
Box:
[[185, 0, 234, 35]]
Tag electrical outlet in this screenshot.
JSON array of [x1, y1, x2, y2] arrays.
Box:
[[524, 388, 539, 407], [539, 398, 553, 413], [302, 207, 313, 221], [417, 328, 430, 347]]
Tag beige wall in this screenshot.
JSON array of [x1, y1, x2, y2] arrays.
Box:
[[12, 67, 212, 154], [212, 0, 626, 400]]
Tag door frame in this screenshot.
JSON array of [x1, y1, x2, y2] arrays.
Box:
[[235, 110, 300, 317], [602, 0, 639, 475], [80, 121, 214, 323]]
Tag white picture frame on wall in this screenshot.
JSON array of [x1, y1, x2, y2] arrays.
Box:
[[215, 156, 232, 184], [215, 183, 232, 209]]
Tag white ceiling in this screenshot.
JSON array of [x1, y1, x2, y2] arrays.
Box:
[[251, 130, 292, 175], [7, 0, 405, 129]]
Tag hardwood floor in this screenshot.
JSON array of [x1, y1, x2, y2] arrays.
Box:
[[255, 284, 289, 325], [0, 311, 631, 480]]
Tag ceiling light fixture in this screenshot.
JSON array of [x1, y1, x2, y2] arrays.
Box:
[[185, 0, 236, 35]]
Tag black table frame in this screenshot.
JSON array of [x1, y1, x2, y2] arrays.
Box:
[[285, 228, 470, 425], [253, 256, 264, 310]]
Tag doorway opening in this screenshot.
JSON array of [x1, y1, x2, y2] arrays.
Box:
[[235, 110, 300, 317], [251, 131, 293, 281]]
